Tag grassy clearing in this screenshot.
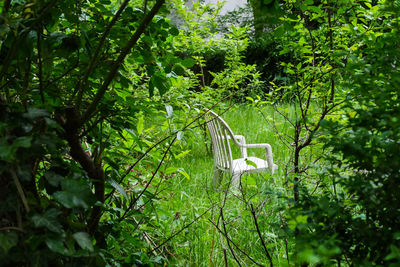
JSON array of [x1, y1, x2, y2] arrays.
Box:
[[154, 104, 300, 266]]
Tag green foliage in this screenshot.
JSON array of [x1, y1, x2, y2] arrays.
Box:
[[171, 0, 262, 102], [1, 0, 399, 265], [285, 0, 400, 265], [0, 0, 192, 265]]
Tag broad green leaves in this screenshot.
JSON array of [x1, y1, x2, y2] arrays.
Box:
[[0, 232, 18, 258], [72, 232, 94, 252], [31, 209, 63, 233], [53, 179, 95, 209]]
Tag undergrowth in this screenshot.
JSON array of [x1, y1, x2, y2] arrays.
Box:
[[156, 104, 297, 266]]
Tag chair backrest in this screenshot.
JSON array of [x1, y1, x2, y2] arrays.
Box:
[[205, 110, 236, 171]]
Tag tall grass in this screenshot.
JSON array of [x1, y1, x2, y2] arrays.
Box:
[[157, 104, 298, 266]]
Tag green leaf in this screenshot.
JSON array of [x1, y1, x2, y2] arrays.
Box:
[[169, 27, 179, 36], [165, 104, 173, 118], [53, 179, 95, 209], [22, 108, 49, 119], [44, 171, 63, 187], [107, 178, 128, 199], [31, 208, 63, 233], [73, 232, 94, 252], [0, 142, 13, 160], [245, 159, 257, 168], [181, 58, 196, 68], [13, 136, 32, 149], [0, 232, 18, 256], [178, 168, 190, 180], [151, 73, 170, 96], [175, 150, 190, 159], [45, 237, 67, 254], [165, 167, 178, 174], [177, 131, 184, 140], [137, 114, 144, 135], [149, 81, 155, 97], [172, 63, 185, 75]]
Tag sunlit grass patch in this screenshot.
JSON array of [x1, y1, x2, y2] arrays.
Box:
[[156, 104, 296, 266]]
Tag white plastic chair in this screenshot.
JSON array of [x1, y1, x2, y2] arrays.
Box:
[[205, 110, 278, 189]]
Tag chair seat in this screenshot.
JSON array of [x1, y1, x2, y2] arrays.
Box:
[[205, 110, 277, 189], [231, 156, 277, 174]]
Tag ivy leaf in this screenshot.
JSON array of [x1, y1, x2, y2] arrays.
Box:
[[73, 232, 94, 252], [22, 108, 49, 120], [53, 179, 95, 209], [45, 237, 67, 254], [0, 232, 18, 256], [13, 136, 32, 149], [31, 208, 63, 233]]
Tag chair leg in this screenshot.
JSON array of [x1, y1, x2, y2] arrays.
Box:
[[231, 172, 242, 189], [213, 169, 223, 189]]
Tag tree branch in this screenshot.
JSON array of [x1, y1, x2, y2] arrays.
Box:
[[119, 135, 176, 222], [2, 0, 11, 15], [74, 0, 131, 106], [59, 107, 105, 234], [82, 0, 165, 123], [251, 204, 273, 267], [220, 208, 242, 266], [208, 218, 264, 266]]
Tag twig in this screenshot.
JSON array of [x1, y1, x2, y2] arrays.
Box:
[[0, 227, 25, 233], [259, 108, 293, 149], [37, 24, 44, 103], [119, 135, 176, 222], [2, 0, 11, 15], [208, 218, 264, 266], [223, 249, 228, 267], [11, 170, 30, 213], [82, 0, 165, 122], [46, 60, 79, 88], [209, 218, 216, 267], [150, 205, 214, 253], [251, 204, 273, 267], [220, 208, 242, 267], [74, 0, 131, 106], [278, 212, 290, 266], [105, 89, 245, 201]]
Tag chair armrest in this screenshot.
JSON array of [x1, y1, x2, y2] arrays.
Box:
[[239, 143, 275, 174], [233, 135, 247, 157]]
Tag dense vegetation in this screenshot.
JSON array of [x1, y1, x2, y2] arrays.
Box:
[[1, 0, 399, 266]]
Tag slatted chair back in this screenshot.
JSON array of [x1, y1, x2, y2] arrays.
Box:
[[205, 110, 236, 172]]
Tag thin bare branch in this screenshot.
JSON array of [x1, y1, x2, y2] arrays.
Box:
[[82, 0, 165, 123], [74, 0, 131, 106], [11, 170, 30, 213], [208, 218, 264, 266], [251, 204, 273, 267], [119, 135, 176, 222], [150, 205, 214, 253], [220, 208, 242, 266]]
